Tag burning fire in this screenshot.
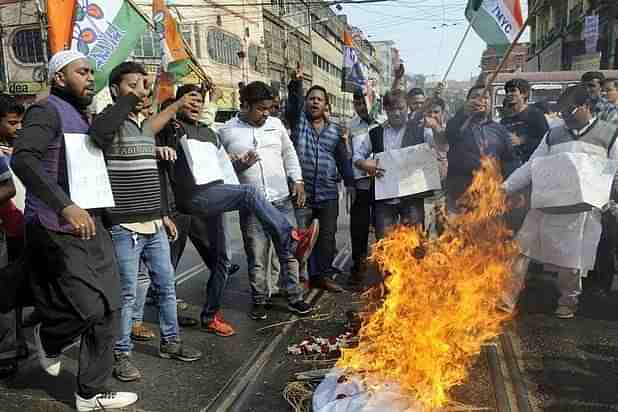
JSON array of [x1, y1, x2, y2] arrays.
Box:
[[338, 158, 519, 409]]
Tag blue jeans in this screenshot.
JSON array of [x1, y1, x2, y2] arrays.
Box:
[[240, 198, 302, 304], [132, 260, 151, 324], [188, 184, 297, 315], [110, 226, 179, 353]]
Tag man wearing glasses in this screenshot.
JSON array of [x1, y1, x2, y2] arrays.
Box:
[[353, 89, 430, 240], [502, 84, 618, 319]]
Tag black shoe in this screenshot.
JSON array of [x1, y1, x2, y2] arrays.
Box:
[[159, 340, 202, 362], [178, 316, 198, 327], [228, 264, 240, 276], [287, 300, 313, 315], [0, 361, 17, 379], [113, 353, 141, 382], [311, 277, 344, 293], [249, 303, 267, 320]]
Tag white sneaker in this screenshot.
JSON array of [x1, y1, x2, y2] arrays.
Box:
[[75, 391, 138, 411], [33, 324, 62, 376]]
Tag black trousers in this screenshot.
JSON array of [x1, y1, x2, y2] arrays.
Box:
[[350, 189, 371, 270], [590, 212, 617, 293], [297, 199, 339, 280], [171, 213, 229, 318], [27, 220, 120, 398]]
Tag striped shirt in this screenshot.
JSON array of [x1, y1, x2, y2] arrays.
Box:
[[104, 118, 163, 225]]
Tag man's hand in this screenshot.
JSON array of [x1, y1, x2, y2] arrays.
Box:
[[291, 181, 305, 208], [463, 98, 487, 116], [506, 194, 526, 210], [233, 150, 260, 172], [359, 159, 385, 178], [62, 204, 96, 240], [156, 146, 177, 161], [394, 63, 405, 80], [424, 116, 443, 132], [291, 62, 304, 81], [175, 91, 202, 113], [163, 216, 178, 241], [0, 146, 13, 156], [510, 133, 523, 146]]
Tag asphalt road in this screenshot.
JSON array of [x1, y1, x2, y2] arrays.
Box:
[[3, 206, 618, 412]]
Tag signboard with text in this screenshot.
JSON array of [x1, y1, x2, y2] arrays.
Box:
[[8, 82, 45, 95]]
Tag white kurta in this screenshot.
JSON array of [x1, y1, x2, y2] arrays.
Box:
[[504, 131, 618, 272]]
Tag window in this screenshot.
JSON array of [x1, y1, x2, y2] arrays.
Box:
[[207, 30, 241, 66], [12, 28, 45, 64], [134, 31, 161, 58], [248, 44, 259, 71], [194, 24, 202, 59]]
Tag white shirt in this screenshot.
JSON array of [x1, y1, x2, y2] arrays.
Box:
[[219, 116, 302, 202]]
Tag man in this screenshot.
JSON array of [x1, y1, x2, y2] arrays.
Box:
[[354, 89, 431, 239], [347, 90, 374, 283], [582, 71, 618, 124], [502, 85, 618, 319], [0, 95, 23, 156], [164, 84, 318, 336], [444, 85, 517, 212], [219, 81, 313, 320], [0, 153, 20, 379], [500, 78, 549, 232], [90, 62, 202, 382], [406, 88, 425, 116], [11, 50, 137, 411], [602, 78, 618, 105], [286, 69, 354, 293], [500, 78, 549, 163]]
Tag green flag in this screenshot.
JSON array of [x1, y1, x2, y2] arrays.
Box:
[[71, 0, 148, 92]]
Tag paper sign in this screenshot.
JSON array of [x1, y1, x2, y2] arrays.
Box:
[[63, 133, 115, 209], [374, 143, 441, 201], [531, 152, 618, 212], [182, 137, 239, 185]]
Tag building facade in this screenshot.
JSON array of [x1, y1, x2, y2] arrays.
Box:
[[133, 0, 268, 109], [527, 0, 618, 72], [481, 43, 529, 74], [0, 0, 48, 104]]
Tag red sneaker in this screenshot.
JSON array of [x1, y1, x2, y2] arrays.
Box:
[[293, 219, 320, 262], [203, 313, 236, 337]]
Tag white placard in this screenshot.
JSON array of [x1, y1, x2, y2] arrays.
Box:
[[531, 152, 618, 212], [63, 133, 115, 209], [218, 147, 239, 185], [182, 138, 239, 185], [374, 143, 441, 201]]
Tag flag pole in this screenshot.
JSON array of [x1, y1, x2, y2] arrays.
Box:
[[442, 10, 480, 83], [482, 0, 545, 92]]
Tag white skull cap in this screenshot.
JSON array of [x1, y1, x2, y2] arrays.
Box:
[[48, 50, 88, 80]]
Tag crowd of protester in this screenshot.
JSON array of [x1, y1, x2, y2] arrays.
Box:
[[0, 49, 617, 410]]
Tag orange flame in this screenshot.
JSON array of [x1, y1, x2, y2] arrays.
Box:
[[338, 158, 519, 409]]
